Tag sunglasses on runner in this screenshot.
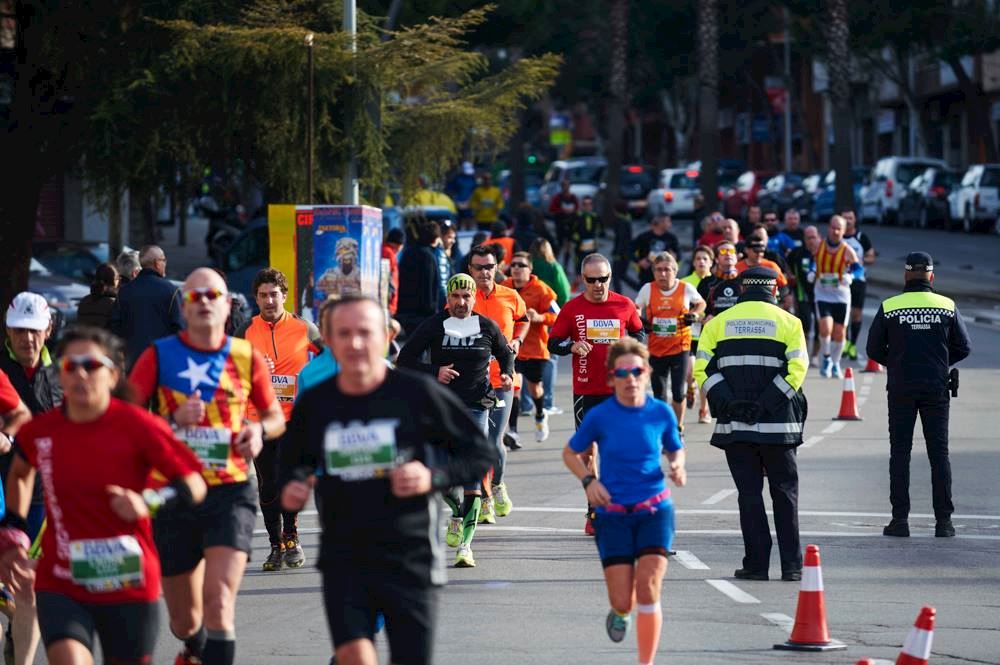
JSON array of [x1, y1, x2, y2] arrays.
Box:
[[612, 367, 644, 379], [717, 247, 736, 256], [584, 275, 610, 284], [60, 353, 115, 373], [510, 262, 530, 269], [182, 287, 228, 303], [470, 263, 496, 272]]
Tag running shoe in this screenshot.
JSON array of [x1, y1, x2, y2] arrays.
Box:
[[686, 384, 696, 409], [174, 649, 203, 665], [504, 431, 523, 451], [446, 517, 463, 548], [605, 610, 631, 643], [820, 356, 833, 378], [535, 414, 549, 442], [831, 363, 843, 379], [283, 534, 306, 569], [584, 514, 595, 536], [845, 340, 858, 360], [492, 482, 512, 517], [262, 544, 284, 572], [543, 406, 564, 416], [479, 496, 497, 524], [454, 543, 476, 568], [698, 412, 712, 424]]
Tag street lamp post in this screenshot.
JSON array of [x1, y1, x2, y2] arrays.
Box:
[[305, 32, 315, 204], [343, 0, 359, 205]]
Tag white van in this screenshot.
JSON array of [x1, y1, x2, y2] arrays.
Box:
[[950, 164, 1000, 233], [860, 156, 949, 225]]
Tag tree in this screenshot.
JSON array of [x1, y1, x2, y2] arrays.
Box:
[[602, 0, 628, 227], [826, 0, 853, 213], [697, 0, 719, 211]]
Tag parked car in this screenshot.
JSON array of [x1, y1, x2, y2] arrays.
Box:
[[860, 156, 949, 225], [723, 170, 776, 219], [217, 216, 269, 302], [539, 157, 606, 211], [686, 159, 747, 186], [608, 165, 657, 218], [32, 240, 125, 283], [756, 172, 809, 218], [648, 168, 700, 218], [950, 164, 1000, 233], [28, 258, 90, 337], [498, 169, 544, 212], [812, 167, 869, 224], [898, 167, 957, 230]]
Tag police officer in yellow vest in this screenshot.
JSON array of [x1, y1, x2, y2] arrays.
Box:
[[695, 266, 808, 582], [866, 252, 971, 539]]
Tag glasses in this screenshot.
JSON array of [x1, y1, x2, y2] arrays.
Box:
[[510, 263, 530, 269], [60, 353, 115, 373], [747, 242, 766, 251], [470, 263, 496, 272], [182, 287, 228, 303], [717, 248, 736, 256], [612, 367, 644, 379], [764, 217, 778, 222], [584, 275, 610, 284]]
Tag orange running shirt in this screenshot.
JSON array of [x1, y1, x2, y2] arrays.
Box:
[[474, 283, 527, 388], [503, 275, 559, 360]]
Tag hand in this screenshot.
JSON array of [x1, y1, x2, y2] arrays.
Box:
[[106, 485, 149, 522], [437, 364, 460, 384], [390, 461, 433, 498], [839, 273, 853, 287], [508, 339, 522, 355], [668, 461, 687, 487], [0, 432, 11, 455], [0, 549, 35, 594], [174, 390, 206, 427], [725, 400, 760, 425], [680, 313, 698, 326], [571, 340, 593, 357], [526, 308, 543, 323], [281, 477, 314, 512], [234, 422, 264, 460], [585, 478, 611, 507], [263, 354, 276, 374], [500, 373, 514, 391]]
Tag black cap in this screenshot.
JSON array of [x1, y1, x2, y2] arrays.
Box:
[[904, 251, 933, 272], [740, 266, 779, 289], [386, 228, 405, 244]]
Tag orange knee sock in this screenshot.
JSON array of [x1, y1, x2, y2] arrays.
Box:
[[636, 602, 662, 665]]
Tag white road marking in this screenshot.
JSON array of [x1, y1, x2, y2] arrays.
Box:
[[706, 579, 760, 604], [801, 435, 824, 449], [859, 385, 872, 395], [761, 612, 795, 632], [673, 550, 710, 570], [857, 397, 868, 407], [511, 507, 1000, 520], [702, 489, 736, 505], [822, 421, 847, 434], [862, 375, 874, 386]]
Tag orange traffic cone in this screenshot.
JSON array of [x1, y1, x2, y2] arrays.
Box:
[[896, 606, 935, 665], [774, 544, 847, 652], [862, 357, 883, 373], [857, 660, 877, 665], [834, 367, 863, 421]]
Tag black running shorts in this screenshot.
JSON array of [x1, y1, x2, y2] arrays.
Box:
[[515, 359, 547, 385], [573, 393, 611, 429], [815, 300, 848, 325], [649, 352, 689, 404], [154, 481, 257, 576], [37, 591, 159, 663]]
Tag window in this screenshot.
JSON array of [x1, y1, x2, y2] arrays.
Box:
[[980, 168, 1000, 188], [668, 172, 697, 189]]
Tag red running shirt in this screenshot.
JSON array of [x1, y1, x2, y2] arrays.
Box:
[[15, 399, 202, 604], [0, 371, 19, 412], [549, 292, 643, 396]]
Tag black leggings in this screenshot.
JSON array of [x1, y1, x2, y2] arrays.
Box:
[[255, 439, 299, 545], [37, 591, 159, 664], [649, 352, 689, 403]]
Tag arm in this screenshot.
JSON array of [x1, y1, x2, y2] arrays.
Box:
[[758, 319, 808, 415], [547, 308, 575, 356], [949, 306, 972, 365], [395, 317, 439, 376], [865, 305, 889, 366], [626, 305, 647, 345], [693, 317, 735, 415], [3, 453, 35, 525], [279, 398, 317, 512], [305, 320, 324, 353], [168, 287, 184, 333], [0, 398, 31, 448], [490, 325, 516, 378], [666, 448, 687, 487], [127, 346, 159, 407]]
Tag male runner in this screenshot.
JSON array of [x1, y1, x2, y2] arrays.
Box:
[[698, 241, 742, 319], [279, 295, 494, 665], [130, 268, 286, 665], [813, 215, 860, 378], [548, 253, 645, 534], [236, 267, 322, 572], [842, 209, 876, 360], [397, 273, 511, 567], [787, 226, 822, 365]]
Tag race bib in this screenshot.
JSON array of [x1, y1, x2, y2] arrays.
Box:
[[725, 319, 777, 338], [819, 272, 839, 288], [179, 427, 232, 469], [586, 319, 621, 344], [652, 317, 678, 337], [324, 420, 399, 481], [70, 536, 143, 592], [271, 374, 296, 402], [561, 202, 575, 212], [690, 321, 703, 338], [578, 238, 596, 252]]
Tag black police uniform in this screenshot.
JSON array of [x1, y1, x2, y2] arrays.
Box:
[[865, 252, 971, 537]]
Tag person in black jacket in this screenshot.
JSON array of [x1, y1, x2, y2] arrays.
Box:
[[632, 214, 680, 285], [866, 252, 971, 539], [109, 245, 182, 369], [77, 262, 120, 329], [396, 221, 446, 337], [610, 200, 638, 294]]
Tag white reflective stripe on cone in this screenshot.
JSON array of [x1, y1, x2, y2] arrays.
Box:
[[901, 627, 933, 659], [801, 565, 823, 592], [843, 378, 855, 391]]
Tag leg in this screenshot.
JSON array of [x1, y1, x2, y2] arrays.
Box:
[[634, 555, 668, 665], [668, 353, 688, 427], [35, 592, 97, 665], [543, 357, 556, 410], [200, 546, 248, 665], [887, 395, 919, 520], [154, 495, 208, 658], [379, 583, 439, 665], [45, 640, 94, 665], [95, 601, 160, 665], [488, 389, 513, 484], [761, 447, 802, 574], [11, 583, 40, 665], [162, 563, 206, 646], [252, 442, 282, 549], [322, 571, 379, 665], [724, 445, 771, 574], [603, 564, 636, 615], [918, 396, 953, 519], [649, 356, 668, 402]]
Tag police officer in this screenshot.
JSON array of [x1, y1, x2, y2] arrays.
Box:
[[866, 252, 971, 538], [694, 267, 808, 582]]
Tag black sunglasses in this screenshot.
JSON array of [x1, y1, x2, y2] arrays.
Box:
[[470, 263, 496, 272], [584, 275, 610, 284]]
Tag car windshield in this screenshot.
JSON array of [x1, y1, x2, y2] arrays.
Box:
[[896, 163, 941, 185], [29, 258, 51, 276], [980, 168, 1000, 187], [668, 172, 698, 189], [567, 165, 604, 184], [932, 171, 956, 187], [35, 250, 100, 282], [621, 169, 654, 189]]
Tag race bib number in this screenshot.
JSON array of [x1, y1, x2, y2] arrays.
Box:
[[724, 319, 777, 338], [324, 420, 399, 481], [70, 536, 143, 592], [271, 374, 296, 402], [578, 238, 596, 252], [819, 272, 839, 288], [586, 319, 621, 344], [179, 427, 232, 469], [652, 317, 678, 337]]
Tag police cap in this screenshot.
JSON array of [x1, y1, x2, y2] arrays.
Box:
[[740, 266, 779, 289], [904, 251, 933, 272]]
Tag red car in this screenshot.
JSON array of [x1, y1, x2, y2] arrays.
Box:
[[723, 170, 776, 219]]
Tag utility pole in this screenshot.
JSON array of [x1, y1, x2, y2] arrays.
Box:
[[305, 33, 315, 204], [343, 0, 359, 205]]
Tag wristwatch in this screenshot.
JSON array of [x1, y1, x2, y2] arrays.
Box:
[[581, 474, 596, 489]]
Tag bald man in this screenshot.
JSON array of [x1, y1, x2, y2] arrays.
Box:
[[129, 268, 285, 665]]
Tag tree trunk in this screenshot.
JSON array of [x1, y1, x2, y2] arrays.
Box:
[[827, 0, 853, 214], [947, 55, 999, 163], [108, 187, 124, 259], [603, 0, 629, 227], [508, 109, 527, 212], [697, 0, 719, 212], [0, 175, 42, 311]]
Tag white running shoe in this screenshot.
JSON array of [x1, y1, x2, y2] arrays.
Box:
[[535, 413, 550, 442]]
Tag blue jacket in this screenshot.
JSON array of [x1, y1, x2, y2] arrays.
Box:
[[110, 268, 183, 369]]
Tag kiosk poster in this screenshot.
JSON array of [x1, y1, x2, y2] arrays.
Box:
[[312, 205, 381, 317]]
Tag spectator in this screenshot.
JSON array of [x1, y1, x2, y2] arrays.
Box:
[[77, 262, 120, 329], [396, 221, 446, 336], [441, 224, 465, 275], [611, 200, 638, 294], [529, 238, 571, 307], [433, 221, 455, 291], [548, 179, 580, 264], [469, 172, 503, 229], [115, 249, 141, 285], [382, 228, 405, 316], [632, 213, 680, 285], [697, 213, 725, 247], [446, 161, 479, 230], [109, 245, 182, 369]]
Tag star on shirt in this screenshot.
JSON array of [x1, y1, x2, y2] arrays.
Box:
[[177, 357, 213, 394]]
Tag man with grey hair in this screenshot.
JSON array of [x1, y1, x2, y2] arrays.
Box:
[[110, 244, 182, 369], [116, 249, 141, 284]]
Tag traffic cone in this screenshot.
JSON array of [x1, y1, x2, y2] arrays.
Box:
[[834, 367, 863, 421], [863, 357, 883, 373], [896, 606, 935, 665], [857, 660, 876, 665], [774, 544, 847, 652]]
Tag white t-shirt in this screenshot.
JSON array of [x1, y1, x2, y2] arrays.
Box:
[[634, 281, 703, 312]]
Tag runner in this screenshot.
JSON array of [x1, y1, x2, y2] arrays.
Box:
[[548, 253, 645, 535], [503, 252, 560, 443], [279, 295, 495, 665], [813, 215, 860, 378], [787, 226, 821, 366], [129, 268, 286, 665], [468, 245, 528, 521], [568, 196, 601, 280], [0, 326, 206, 665], [397, 273, 511, 567], [842, 209, 876, 361], [235, 267, 322, 572], [634, 253, 705, 433], [681, 246, 714, 423], [561, 337, 686, 665], [698, 241, 742, 319], [735, 226, 792, 310]]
